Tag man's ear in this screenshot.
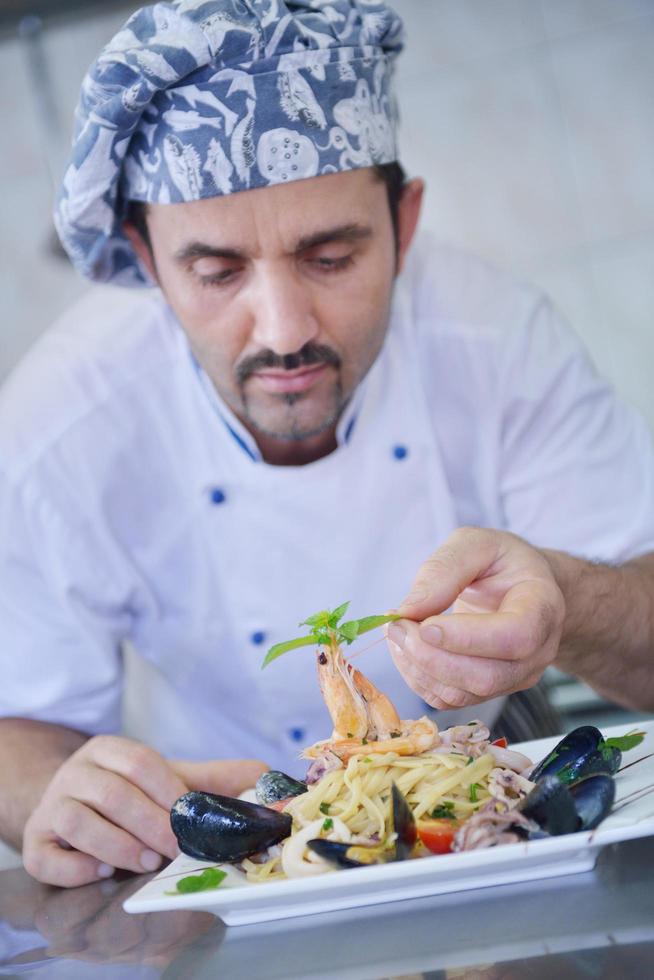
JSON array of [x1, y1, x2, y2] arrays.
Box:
[[396, 178, 424, 274], [123, 220, 158, 284]]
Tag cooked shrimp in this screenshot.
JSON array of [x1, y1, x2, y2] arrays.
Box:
[[304, 715, 440, 762], [305, 638, 439, 761]]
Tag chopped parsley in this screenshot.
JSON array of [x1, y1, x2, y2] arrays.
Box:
[[469, 783, 481, 803], [431, 801, 456, 819], [322, 817, 334, 832], [319, 802, 331, 815], [465, 756, 474, 766]]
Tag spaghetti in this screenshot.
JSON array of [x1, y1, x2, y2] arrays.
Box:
[[242, 723, 531, 882]]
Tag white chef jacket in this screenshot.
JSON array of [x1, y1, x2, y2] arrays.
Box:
[[2, 234, 653, 776]]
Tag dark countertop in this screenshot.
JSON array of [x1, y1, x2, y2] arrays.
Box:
[[1, 834, 654, 979]]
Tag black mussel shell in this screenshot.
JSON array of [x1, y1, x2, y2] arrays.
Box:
[[306, 839, 381, 868], [518, 775, 580, 836], [391, 783, 417, 860], [171, 791, 292, 863], [529, 726, 609, 785], [579, 744, 622, 778], [569, 773, 615, 830], [255, 770, 308, 806]]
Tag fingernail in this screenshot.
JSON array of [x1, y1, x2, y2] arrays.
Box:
[[97, 863, 115, 878], [388, 623, 406, 650], [401, 590, 428, 607], [140, 849, 163, 872], [420, 625, 443, 647]]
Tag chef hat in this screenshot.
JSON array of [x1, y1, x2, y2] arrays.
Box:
[[54, 0, 404, 286]]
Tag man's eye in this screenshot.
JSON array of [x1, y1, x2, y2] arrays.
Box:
[[196, 267, 240, 287], [310, 255, 353, 272]]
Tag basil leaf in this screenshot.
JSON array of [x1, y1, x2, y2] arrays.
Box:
[[175, 868, 227, 894], [261, 634, 316, 669], [338, 620, 360, 642], [604, 732, 645, 752], [300, 610, 328, 628], [329, 601, 350, 626], [352, 613, 402, 636]]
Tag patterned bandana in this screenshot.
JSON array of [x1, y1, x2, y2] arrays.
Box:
[[54, 0, 404, 286]]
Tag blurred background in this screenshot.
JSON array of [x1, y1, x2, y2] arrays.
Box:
[[0, 0, 652, 731]]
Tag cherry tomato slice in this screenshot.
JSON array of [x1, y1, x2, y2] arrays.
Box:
[[416, 818, 460, 854], [491, 737, 508, 748]]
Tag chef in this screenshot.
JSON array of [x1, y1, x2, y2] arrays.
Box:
[[1, 0, 653, 887]]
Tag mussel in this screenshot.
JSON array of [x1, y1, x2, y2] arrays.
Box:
[[305, 839, 385, 868], [255, 770, 308, 806], [568, 773, 615, 830], [306, 783, 417, 869], [518, 772, 615, 837], [171, 791, 292, 863], [529, 726, 621, 785], [518, 775, 580, 835]]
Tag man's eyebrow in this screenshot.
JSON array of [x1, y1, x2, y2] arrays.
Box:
[[173, 242, 244, 264], [295, 224, 372, 252], [173, 224, 372, 265]]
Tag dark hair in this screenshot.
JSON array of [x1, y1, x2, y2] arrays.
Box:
[[373, 161, 407, 250], [126, 161, 407, 252]]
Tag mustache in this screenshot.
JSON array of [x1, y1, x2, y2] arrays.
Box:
[[236, 342, 341, 385]]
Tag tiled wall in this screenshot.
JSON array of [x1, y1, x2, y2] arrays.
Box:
[[1, 0, 652, 434]]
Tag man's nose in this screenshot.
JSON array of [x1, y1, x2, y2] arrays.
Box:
[[249, 264, 319, 355]]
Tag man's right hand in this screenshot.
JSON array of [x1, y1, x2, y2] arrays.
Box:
[[22, 735, 267, 888]]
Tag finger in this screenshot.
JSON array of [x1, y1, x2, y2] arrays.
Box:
[[74, 764, 179, 860], [172, 759, 269, 797], [388, 628, 472, 707], [388, 620, 543, 703], [51, 798, 165, 876], [81, 736, 188, 810], [23, 835, 115, 889], [418, 581, 562, 662], [396, 527, 503, 621]]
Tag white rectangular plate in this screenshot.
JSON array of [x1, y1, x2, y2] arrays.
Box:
[[124, 721, 654, 926]]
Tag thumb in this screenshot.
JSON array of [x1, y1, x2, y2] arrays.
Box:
[[171, 759, 269, 798], [396, 527, 502, 621]]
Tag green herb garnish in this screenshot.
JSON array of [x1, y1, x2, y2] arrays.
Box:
[[604, 731, 646, 752], [469, 783, 480, 803], [322, 817, 334, 832], [319, 802, 331, 815], [261, 602, 401, 668], [431, 802, 456, 819], [170, 867, 227, 894], [465, 756, 474, 766]]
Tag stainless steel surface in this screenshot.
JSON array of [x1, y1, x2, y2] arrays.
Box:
[[1, 835, 653, 978]]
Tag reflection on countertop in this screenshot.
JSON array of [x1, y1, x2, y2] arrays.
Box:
[[2, 835, 654, 979]]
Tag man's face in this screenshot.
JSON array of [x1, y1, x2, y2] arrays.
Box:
[[135, 168, 420, 461]]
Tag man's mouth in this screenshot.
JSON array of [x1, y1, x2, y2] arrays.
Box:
[[251, 363, 329, 395]]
